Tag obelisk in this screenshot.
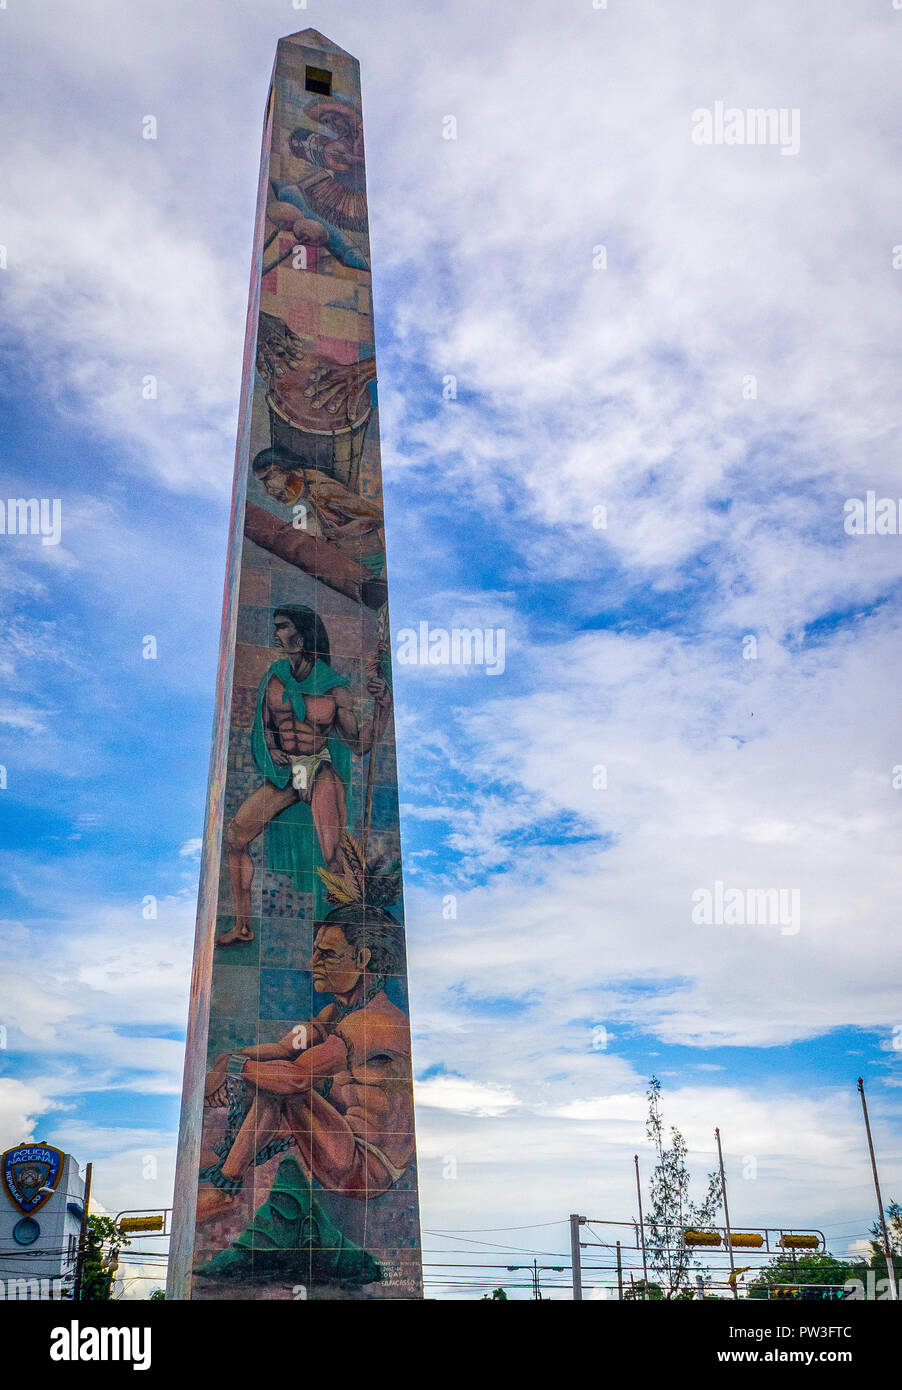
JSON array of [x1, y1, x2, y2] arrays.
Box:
[[168, 29, 423, 1300]]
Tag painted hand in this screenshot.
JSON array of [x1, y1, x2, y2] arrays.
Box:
[[302, 361, 373, 421], [366, 673, 391, 710]]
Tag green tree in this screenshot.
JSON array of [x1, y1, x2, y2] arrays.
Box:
[[624, 1278, 664, 1301], [79, 1215, 129, 1301], [643, 1076, 722, 1299], [481, 1287, 508, 1300], [747, 1251, 864, 1300], [149, 1288, 166, 1301], [867, 1200, 902, 1280]]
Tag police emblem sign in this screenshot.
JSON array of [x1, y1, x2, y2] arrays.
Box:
[[1, 1143, 64, 1214]]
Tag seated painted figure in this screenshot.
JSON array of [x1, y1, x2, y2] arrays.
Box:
[[195, 904, 412, 1284]]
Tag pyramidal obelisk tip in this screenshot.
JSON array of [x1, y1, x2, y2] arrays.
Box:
[[280, 27, 354, 58]]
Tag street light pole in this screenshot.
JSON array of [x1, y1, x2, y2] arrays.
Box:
[[634, 1154, 649, 1298], [858, 1077, 898, 1299], [508, 1261, 564, 1300], [715, 1128, 738, 1300]]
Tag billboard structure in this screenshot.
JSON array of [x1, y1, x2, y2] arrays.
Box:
[[168, 28, 422, 1301]]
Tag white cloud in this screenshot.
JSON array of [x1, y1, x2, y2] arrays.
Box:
[[0, 1079, 56, 1149], [404, 604, 902, 1049], [416, 1075, 523, 1117]]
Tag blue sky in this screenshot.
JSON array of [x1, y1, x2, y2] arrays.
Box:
[[1, 0, 901, 1299]]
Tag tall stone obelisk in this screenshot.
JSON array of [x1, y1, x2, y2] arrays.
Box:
[[168, 29, 422, 1301]]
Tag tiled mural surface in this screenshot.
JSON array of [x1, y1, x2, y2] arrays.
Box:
[[169, 30, 423, 1301]]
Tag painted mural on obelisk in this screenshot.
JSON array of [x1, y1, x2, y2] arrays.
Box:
[[168, 30, 423, 1301]]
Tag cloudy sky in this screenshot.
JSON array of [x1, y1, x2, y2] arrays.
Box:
[[1, 0, 901, 1299]]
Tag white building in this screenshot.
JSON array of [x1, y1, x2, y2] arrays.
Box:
[[0, 1143, 86, 1300]]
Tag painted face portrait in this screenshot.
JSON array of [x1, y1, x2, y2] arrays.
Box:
[[311, 923, 369, 996]]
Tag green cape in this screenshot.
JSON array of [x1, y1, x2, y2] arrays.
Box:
[[251, 658, 352, 913]]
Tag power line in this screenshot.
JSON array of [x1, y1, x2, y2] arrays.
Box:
[[424, 1233, 574, 1257], [424, 1222, 566, 1234]]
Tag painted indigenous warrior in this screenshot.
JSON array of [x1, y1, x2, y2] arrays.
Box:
[[195, 896, 412, 1284], [252, 446, 385, 575], [218, 607, 390, 947]]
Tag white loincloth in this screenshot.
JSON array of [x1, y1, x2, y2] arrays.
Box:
[[289, 747, 332, 798]]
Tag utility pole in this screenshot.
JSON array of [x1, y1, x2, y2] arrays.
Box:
[[616, 1240, 623, 1300], [715, 1128, 738, 1300], [73, 1161, 92, 1303], [569, 1214, 583, 1301], [858, 1076, 898, 1299], [634, 1154, 649, 1298]]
